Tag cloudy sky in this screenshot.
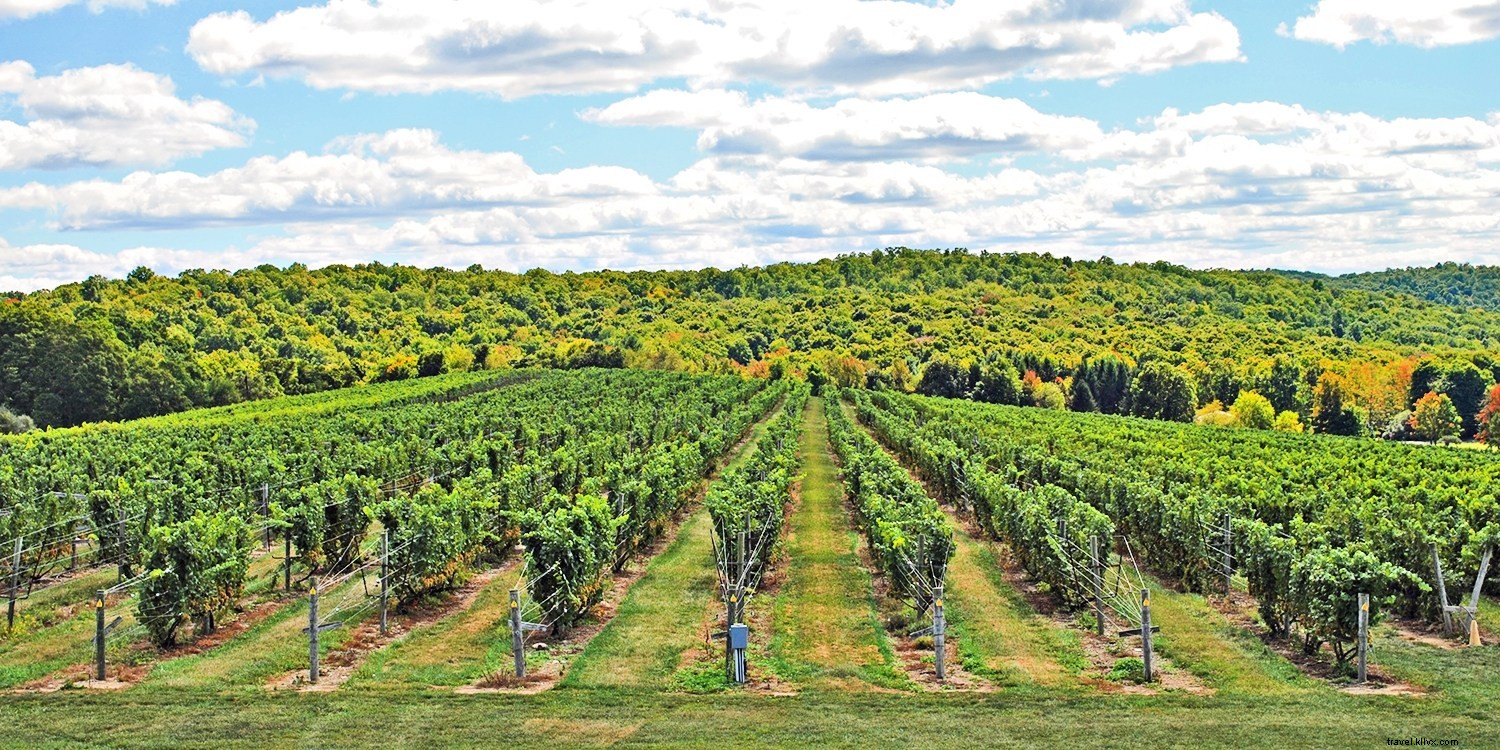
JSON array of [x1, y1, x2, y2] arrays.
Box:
[[2, 0, 1499, 291]]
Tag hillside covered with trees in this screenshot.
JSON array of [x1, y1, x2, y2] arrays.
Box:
[[4, 249, 1500, 441]]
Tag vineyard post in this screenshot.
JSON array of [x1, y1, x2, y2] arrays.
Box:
[[1090, 535, 1104, 637], [510, 589, 525, 678], [1140, 588, 1154, 683], [1357, 593, 1369, 683], [933, 583, 945, 683], [8, 537, 21, 630], [379, 531, 389, 636], [1222, 512, 1233, 594], [1465, 546, 1492, 640], [724, 584, 739, 681], [94, 589, 106, 681], [308, 577, 319, 684], [1432, 545, 1453, 635], [70, 521, 78, 571], [259, 484, 271, 549], [284, 535, 292, 592]]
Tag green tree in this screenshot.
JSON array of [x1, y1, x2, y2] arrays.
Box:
[[1273, 410, 1304, 433], [1262, 357, 1305, 415], [1409, 391, 1461, 443], [1311, 372, 1361, 436], [1128, 362, 1196, 423], [1433, 360, 1488, 439], [1069, 379, 1097, 412], [1230, 390, 1276, 430], [972, 358, 1022, 405], [915, 358, 969, 400]]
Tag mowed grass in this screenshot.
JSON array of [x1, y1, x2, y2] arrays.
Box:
[[566, 400, 783, 689], [563, 510, 719, 689], [0, 551, 286, 689], [942, 519, 1085, 688], [4, 687, 1499, 749], [351, 562, 525, 688], [143, 569, 379, 689], [1132, 573, 1313, 695], [770, 398, 906, 690]]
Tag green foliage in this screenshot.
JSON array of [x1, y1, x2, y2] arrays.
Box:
[[1106, 657, 1147, 683], [856, 390, 1476, 622], [915, 358, 968, 400], [136, 512, 253, 647], [1231, 391, 1276, 430], [519, 493, 618, 629], [375, 482, 496, 604], [274, 474, 378, 573], [1289, 545, 1418, 667], [705, 385, 810, 574], [0, 406, 34, 434], [13, 250, 1500, 430], [1311, 372, 1361, 436], [1129, 363, 1196, 422], [1274, 410, 1304, 433], [824, 390, 953, 608]]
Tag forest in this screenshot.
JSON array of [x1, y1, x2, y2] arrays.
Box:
[[4, 249, 1500, 443]]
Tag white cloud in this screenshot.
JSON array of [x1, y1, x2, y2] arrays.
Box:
[[0, 0, 174, 20], [1280, 1, 1500, 49], [586, 90, 1104, 161], [186, 0, 1242, 97], [5, 100, 1500, 285], [0, 129, 656, 228], [0, 61, 253, 170]]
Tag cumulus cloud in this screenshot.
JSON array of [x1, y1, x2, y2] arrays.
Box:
[[1279, 1, 1500, 49], [0, 61, 253, 170], [5, 99, 1500, 284], [186, 0, 1242, 97], [0, 0, 174, 19], [585, 90, 1104, 161], [0, 129, 655, 228]]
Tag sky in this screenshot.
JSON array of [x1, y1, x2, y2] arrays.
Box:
[[1, 0, 1498, 292]]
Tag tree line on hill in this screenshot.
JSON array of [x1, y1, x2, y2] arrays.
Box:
[[893, 348, 1500, 444], [4, 249, 1500, 441]]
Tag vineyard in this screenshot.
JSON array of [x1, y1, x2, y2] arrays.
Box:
[[1, 369, 1498, 748]]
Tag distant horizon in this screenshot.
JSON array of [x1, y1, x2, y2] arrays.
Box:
[[3, 1, 1499, 291], [5, 246, 1493, 297]]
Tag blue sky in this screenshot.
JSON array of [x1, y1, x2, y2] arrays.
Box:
[[1, 0, 1498, 291]]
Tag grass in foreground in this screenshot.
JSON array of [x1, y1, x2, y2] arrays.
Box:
[[769, 398, 907, 691], [4, 686, 1498, 749], [1138, 574, 1315, 695], [350, 562, 526, 688], [942, 520, 1085, 688], [567, 398, 784, 690], [142, 570, 378, 690]]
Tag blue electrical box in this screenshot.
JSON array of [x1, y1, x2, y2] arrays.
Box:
[[729, 624, 749, 650]]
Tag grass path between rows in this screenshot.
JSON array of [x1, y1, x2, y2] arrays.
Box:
[[563, 399, 785, 689], [142, 567, 377, 690], [770, 398, 904, 690], [350, 559, 525, 688], [1129, 572, 1314, 696], [940, 514, 1084, 689], [0, 550, 287, 690]]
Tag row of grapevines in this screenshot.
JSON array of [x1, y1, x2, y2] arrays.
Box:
[[857, 391, 1425, 665], [843, 389, 1111, 608], [2, 369, 781, 644], [705, 384, 811, 577], [520, 380, 789, 629], [823, 389, 952, 606]]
